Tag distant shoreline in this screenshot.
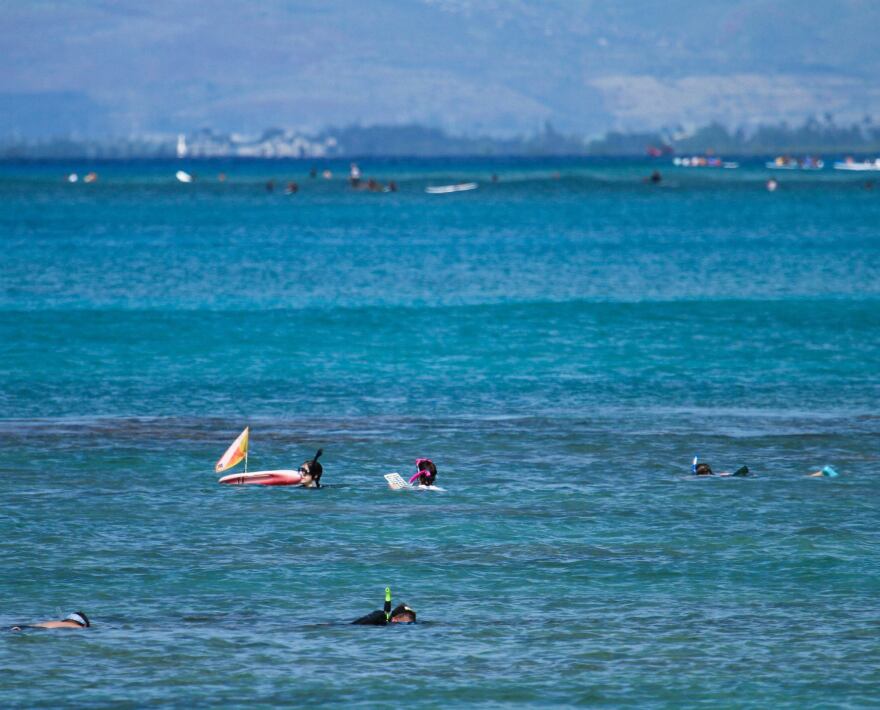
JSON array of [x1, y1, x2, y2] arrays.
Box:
[[3, 118, 880, 161], [2, 153, 880, 165]]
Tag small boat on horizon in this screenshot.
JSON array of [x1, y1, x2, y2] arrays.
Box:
[[833, 158, 880, 172], [766, 156, 824, 170], [672, 156, 738, 169]]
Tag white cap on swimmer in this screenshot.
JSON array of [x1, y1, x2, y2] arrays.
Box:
[[63, 612, 89, 627]]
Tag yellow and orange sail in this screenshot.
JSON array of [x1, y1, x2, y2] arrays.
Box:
[[216, 427, 249, 473]]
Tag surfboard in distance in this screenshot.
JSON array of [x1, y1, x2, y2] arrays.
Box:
[[218, 469, 303, 486], [176, 170, 193, 183], [425, 182, 478, 194]]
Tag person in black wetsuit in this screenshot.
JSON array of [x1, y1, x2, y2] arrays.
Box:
[[352, 604, 416, 625], [694, 461, 749, 477], [11, 611, 90, 631], [352, 588, 416, 624]]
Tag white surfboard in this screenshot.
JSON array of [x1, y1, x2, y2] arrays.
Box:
[[176, 170, 193, 183]]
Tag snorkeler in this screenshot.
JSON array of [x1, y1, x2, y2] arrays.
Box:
[[692, 456, 749, 477], [10, 611, 90, 631], [807, 465, 839, 478], [299, 448, 324, 488], [352, 588, 416, 625], [408, 458, 437, 487]]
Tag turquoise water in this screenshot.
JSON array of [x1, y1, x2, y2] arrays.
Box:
[[2, 159, 879, 707]]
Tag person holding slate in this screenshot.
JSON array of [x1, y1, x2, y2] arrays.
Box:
[[352, 587, 417, 625]]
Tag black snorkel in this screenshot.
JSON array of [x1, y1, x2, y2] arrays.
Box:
[[311, 448, 323, 487]]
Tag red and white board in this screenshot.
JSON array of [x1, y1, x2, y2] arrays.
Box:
[[218, 469, 303, 486]]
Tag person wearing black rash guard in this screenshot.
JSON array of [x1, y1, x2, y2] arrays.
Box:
[[352, 588, 416, 625], [693, 456, 749, 477], [11, 611, 90, 631], [352, 604, 416, 625]]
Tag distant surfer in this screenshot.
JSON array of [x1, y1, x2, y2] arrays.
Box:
[[349, 163, 361, 187], [299, 449, 324, 488], [692, 457, 749, 477], [11, 611, 90, 631], [409, 458, 438, 487], [644, 170, 662, 184], [352, 588, 416, 625], [807, 465, 839, 478]]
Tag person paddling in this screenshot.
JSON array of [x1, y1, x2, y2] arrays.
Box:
[[807, 465, 839, 478]]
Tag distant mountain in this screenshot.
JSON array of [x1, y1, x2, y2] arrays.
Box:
[[2, 1, 879, 139]]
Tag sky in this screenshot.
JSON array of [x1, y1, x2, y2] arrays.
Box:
[[2, 0, 879, 139]]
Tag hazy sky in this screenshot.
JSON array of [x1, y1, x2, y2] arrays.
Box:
[[2, 0, 879, 138]]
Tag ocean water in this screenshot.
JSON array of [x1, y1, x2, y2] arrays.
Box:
[[1, 158, 879, 707]]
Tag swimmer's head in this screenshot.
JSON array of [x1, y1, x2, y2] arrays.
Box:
[[63, 611, 90, 628], [390, 604, 416, 623], [300, 448, 324, 485], [695, 463, 713, 476], [415, 458, 437, 485]]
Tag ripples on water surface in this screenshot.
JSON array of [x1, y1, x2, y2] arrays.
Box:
[[1, 159, 879, 707]]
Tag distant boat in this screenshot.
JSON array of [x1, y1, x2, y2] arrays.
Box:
[[833, 158, 880, 172], [766, 156, 824, 170], [175, 170, 193, 183], [672, 157, 738, 169], [176, 134, 188, 159], [425, 182, 478, 194]]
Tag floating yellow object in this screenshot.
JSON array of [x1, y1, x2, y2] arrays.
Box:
[[215, 427, 249, 473]]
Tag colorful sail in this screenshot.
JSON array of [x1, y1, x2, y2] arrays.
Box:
[[216, 427, 249, 473]]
